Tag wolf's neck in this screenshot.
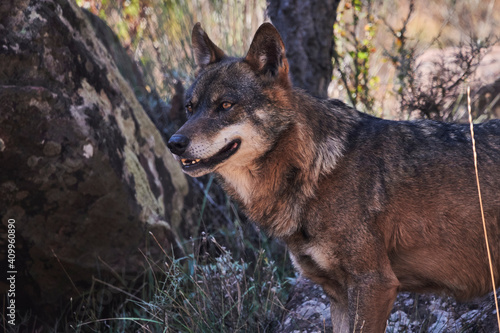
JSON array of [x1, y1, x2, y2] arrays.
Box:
[[217, 95, 360, 238]]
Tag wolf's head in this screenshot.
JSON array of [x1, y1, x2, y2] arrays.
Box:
[[167, 23, 293, 177]]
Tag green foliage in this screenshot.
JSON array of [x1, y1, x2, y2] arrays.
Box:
[[333, 0, 379, 113], [333, 0, 498, 121]]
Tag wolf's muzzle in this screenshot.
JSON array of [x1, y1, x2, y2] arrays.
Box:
[[167, 134, 190, 155]]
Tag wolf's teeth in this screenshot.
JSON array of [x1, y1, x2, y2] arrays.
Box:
[[181, 158, 201, 166]]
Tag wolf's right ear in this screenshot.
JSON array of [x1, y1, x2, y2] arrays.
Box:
[[245, 23, 290, 86], [191, 23, 226, 70]]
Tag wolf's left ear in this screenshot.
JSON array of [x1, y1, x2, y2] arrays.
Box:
[[192, 23, 226, 70], [245, 23, 290, 85]]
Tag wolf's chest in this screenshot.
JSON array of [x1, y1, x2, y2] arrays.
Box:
[[287, 233, 344, 279]]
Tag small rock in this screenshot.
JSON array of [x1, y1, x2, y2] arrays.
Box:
[[83, 143, 93, 158], [27, 155, 41, 168], [43, 141, 61, 156]]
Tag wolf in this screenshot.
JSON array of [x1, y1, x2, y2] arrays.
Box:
[[167, 22, 500, 332]]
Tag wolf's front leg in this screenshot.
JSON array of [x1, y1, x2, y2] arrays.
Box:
[[347, 275, 399, 333], [330, 301, 349, 333]]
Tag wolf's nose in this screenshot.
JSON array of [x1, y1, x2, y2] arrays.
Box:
[[167, 134, 190, 155]]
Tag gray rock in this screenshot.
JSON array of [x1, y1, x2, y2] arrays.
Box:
[[280, 278, 499, 332], [0, 0, 192, 318]]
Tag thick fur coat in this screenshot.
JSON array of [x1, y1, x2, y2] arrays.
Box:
[[167, 23, 500, 332]]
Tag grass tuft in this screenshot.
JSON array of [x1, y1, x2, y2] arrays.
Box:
[[49, 231, 290, 333]]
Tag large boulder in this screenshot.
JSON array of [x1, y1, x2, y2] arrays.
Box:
[[82, 9, 187, 138], [0, 0, 192, 316]]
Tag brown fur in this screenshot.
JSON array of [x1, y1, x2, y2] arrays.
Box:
[[168, 23, 500, 332]]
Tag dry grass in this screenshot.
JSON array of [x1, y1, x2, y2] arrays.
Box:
[[467, 86, 500, 332]]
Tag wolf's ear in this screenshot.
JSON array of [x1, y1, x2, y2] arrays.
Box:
[[245, 23, 290, 85], [192, 23, 226, 70]]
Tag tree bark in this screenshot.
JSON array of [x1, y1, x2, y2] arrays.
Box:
[[267, 0, 341, 98]]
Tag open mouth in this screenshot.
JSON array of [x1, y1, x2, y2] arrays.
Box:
[[180, 139, 241, 170]]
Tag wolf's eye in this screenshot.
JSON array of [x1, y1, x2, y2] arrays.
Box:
[[221, 102, 233, 110], [185, 103, 193, 114]]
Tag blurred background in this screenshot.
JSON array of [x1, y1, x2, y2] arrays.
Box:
[[76, 0, 267, 104], [77, 0, 500, 121]]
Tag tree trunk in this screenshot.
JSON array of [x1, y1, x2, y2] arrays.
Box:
[[267, 0, 341, 98]]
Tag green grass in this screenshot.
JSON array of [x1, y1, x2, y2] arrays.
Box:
[[61, 237, 290, 332]]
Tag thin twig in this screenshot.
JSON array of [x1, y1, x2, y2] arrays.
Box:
[[467, 86, 500, 332], [51, 249, 81, 296]]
